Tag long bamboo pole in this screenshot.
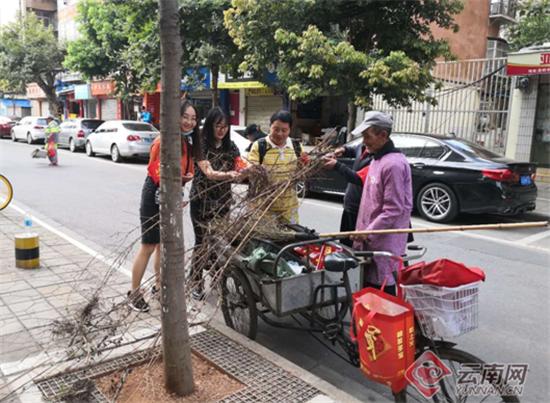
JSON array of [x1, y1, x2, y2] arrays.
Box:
[[319, 221, 548, 238]]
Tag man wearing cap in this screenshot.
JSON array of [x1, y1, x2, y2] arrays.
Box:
[[351, 111, 412, 295], [44, 115, 60, 166]]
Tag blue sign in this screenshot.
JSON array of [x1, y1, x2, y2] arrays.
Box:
[[181, 67, 211, 91], [74, 84, 92, 100]]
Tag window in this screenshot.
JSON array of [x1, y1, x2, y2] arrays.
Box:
[[420, 139, 447, 159], [446, 139, 502, 160], [122, 123, 157, 132], [81, 120, 104, 130], [445, 151, 466, 162], [36, 118, 48, 126], [392, 135, 426, 158]]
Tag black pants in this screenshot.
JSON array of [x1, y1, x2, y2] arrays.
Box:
[[139, 176, 160, 244], [364, 281, 397, 297], [339, 209, 358, 247], [189, 200, 229, 291]]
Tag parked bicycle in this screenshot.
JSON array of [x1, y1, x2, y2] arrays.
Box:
[[218, 225, 520, 402], [0, 174, 13, 211]]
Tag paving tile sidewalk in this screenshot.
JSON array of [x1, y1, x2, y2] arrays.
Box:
[[0, 208, 161, 402], [0, 209, 372, 403]]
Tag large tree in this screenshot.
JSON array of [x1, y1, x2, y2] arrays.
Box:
[[225, 0, 463, 129], [0, 13, 65, 115], [508, 0, 550, 50], [158, 0, 194, 396]]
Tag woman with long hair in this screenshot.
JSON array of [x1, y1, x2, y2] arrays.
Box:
[[128, 101, 202, 312], [190, 106, 242, 300]]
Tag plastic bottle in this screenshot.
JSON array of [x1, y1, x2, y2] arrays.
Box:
[[24, 216, 33, 234]]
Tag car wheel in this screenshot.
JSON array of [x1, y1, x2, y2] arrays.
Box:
[[85, 141, 95, 157], [111, 144, 122, 163], [27, 133, 33, 144], [296, 181, 308, 198], [69, 138, 77, 152], [416, 182, 458, 223]]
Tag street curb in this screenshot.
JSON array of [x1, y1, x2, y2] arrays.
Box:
[[210, 321, 390, 403]]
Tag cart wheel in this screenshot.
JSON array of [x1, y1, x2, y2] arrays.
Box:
[[220, 267, 258, 340]]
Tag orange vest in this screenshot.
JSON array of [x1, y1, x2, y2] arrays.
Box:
[[147, 137, 194, 186]]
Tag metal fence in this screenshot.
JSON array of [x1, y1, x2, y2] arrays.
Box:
[[370, 57, 513, 154]]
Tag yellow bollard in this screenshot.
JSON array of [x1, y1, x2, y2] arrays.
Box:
[[15, 233, 40, 269]]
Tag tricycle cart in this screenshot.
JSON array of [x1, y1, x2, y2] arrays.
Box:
[[217, 225, 520, 403]]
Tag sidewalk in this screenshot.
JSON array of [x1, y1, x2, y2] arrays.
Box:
[[535, 182, 550, 218], [0, 208, 376, 402]]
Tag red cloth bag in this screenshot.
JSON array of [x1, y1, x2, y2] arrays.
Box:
[[399, 259, 485, 287], [352, 287, 415, 393]]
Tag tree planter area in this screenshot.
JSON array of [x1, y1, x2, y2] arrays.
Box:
[[34, 328, 322, 403]]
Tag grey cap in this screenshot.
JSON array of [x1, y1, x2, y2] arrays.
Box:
[[351, 111, 393, 136], [46, 114, 55, 120]]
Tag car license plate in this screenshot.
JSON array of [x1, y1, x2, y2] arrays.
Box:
[[520, 175, 531, 186], [142, 137, 152, 144]]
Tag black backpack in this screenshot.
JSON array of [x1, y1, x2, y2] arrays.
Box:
[[257, 137, 302, 165]]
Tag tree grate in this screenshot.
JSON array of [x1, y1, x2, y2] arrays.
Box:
[[35, 328, 321, 402], [193, 329, 321, 403]]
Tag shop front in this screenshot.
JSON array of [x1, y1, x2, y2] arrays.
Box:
[[91, 80, 119, 121], [506, 45, 550, 176]]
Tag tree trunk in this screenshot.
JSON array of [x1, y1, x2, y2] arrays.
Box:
[[346, 101, 357, 142], [158, 0, 194, 396], [211, 64, 219, 107]]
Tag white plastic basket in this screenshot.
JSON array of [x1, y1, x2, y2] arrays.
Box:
[[400, 281, 481, 338]]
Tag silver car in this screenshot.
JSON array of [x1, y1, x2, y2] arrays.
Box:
[[58, 118, 104, 152], [11, 116, 48, 144], [85, 120, 159, 163]]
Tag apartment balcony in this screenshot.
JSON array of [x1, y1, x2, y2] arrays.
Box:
[[25, 0, 57, 12], [489, 0, 517, 24]]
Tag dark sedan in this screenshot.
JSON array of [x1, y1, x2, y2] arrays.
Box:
[[305, 133, 537, 223]]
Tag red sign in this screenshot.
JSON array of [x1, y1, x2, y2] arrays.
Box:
[[26, 83, 46, 99], [507, 50, 550, 76], [91, 80, 115, 96]]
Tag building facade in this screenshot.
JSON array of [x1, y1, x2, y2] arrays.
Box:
[[505, 45, 550, 172]]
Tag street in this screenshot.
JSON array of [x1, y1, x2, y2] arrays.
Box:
[[1, 139, 549, 402]]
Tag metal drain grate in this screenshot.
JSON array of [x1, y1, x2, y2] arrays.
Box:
[[36, 328, 321, 402], [193, 329, 321, 403], [35, 348, 159, 402]]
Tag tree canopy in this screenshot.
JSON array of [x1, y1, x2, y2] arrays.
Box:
[[64, 0, 159, 117], [224, 0, 463, 108], [0, 13, 65, 114], [508, 0, 550, 51]]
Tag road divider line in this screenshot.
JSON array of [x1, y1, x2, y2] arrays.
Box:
[[516, 229, 550, 245], [8, 202, 132, 278]]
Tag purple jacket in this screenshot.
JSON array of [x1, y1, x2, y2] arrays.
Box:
[[353, 148, 412, 286]]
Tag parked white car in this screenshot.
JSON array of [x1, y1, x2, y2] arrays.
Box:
[[11, 116, 48, 144], [229, 125, 251, 157], [85, 120, 159, 163]]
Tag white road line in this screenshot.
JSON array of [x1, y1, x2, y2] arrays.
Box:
[[302, 200, 343, 211], [8, 202, 132, 278], [301, 200, 549, 254], [411, 219, 550, 253], [516, 229, 550, 245]]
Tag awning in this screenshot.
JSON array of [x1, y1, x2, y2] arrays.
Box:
[[0, 98, 31, 108], [507, 45, 550, 76]]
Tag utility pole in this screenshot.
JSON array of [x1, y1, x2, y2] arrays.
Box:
[[158, 0, 194, 396]]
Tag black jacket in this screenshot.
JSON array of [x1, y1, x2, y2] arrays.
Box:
[[334, 144, 372, 213]]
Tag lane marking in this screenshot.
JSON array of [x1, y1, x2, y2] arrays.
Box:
[[516, 229, 550, 245], [302, 200, 343, 211], [8, 202, 132, 278], [302, 199, 550, 254]]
